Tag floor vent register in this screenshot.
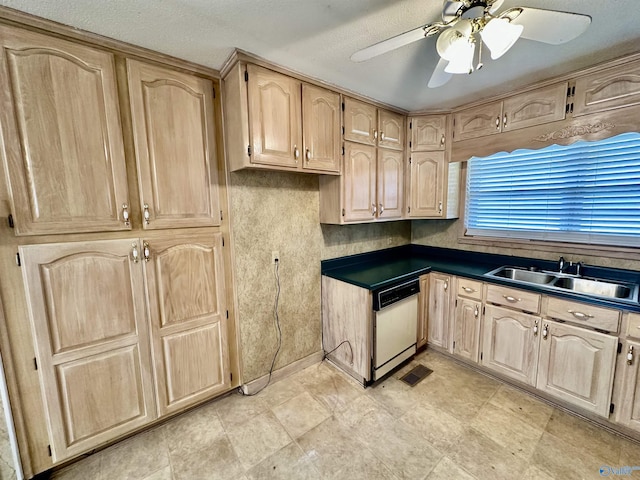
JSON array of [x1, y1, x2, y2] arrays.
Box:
[[399, 364, 433, 387]]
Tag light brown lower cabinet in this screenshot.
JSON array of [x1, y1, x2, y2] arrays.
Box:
[[20, 235, 230, 462], [616, 340, 640, 430], [537, 320, 616, 417], [452, 297, 482, 363], [417, 274, 429, 348], [427, 273, 452, 351]]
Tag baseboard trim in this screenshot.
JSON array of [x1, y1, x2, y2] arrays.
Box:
[[241, 350, 323, 395]]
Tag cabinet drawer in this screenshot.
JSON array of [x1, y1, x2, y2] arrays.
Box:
[[626, 313, 640, 339], [485, 284, 540, 313], [456, 278, 483, 300], [545, 297, 620, 332]]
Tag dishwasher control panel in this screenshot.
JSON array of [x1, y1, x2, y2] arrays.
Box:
[[374, 279, 420, 311]]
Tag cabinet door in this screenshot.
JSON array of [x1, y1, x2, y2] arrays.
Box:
[[427, 273, 451, 350], [247, 64, 302, 168], [20, 240, 155, 462], [537, 320, 616, 417], [343, 142, 376, 222], [574, 60, 640, 116], [376, 148, 403, 220], [144, 234, 230, 415], [453, 297, 481, 363], [301, 83, 341, 173], [127, 60, 221, 229], [410, 115, 446, 151], [378, 109, 404, 150], [502, 83, 567, 131], [0, 25, 130, 235], [482, 305, 540, 386], [616, 340, 640, 431], [417, 275, 429, 348], [343, 97, 377, 146], [407, 151, 444, 218], [453, 101, 502, 141]]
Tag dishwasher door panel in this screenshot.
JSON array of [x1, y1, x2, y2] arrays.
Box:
[[374, 295, 418, 369]]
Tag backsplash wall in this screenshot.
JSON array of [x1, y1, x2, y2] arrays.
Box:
[[411, 219, 640, 271], [228, 170, 411, 382]]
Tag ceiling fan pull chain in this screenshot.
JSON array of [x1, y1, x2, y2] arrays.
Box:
[[476, 40, 484, 70]]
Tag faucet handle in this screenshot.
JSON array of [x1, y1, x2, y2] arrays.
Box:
[[558, 256, 565, 272]]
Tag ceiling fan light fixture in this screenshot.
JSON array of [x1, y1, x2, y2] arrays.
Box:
[[480, 17, 524, 59], [443, 39, 475, 74]]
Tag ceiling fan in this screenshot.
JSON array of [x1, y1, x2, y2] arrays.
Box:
[[350, 0, 591, 88]]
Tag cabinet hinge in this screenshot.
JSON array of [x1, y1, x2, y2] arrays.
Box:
[[409, 121, 412, 129], [244, 70, 248, 82], [47, 445, 52, 457], [409, 157, 411, 164], [342, 126, 345, 135], [618, 342, 623, 354], [341, 208, 345, 217], [230, 372, 233, 382], [226, 310, 229, 319], [7, 214, 14, 228], [610, 403, 615, 414], [247, 145, 252, 157], [407, 206, 411, 214], [452, 341, 456, 350], [455, 299, 458, 307], [222, 236, 225, 247], [341, 146, 345, 156], [220, 210, 223, 221], [480, 352, 483, 361], [33, 357, 37, 370], [15, 252, 21, 267], [483, 306, 486, 315], [409, 141, 412, 148], [212, 87, 216, 99], [341, 102, 345, 112]]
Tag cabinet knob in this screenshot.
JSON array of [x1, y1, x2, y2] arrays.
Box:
[[496, 116, 500, 129], [379, 203, 384, 215], [143, 241, 150, 262], [373, 130, 378, 140], [440, 134, 445, 146], [305, 148, 311, 162], [294, 145, 300, 161], [533, 320, 539, 336], [462, 286, 476, 293], [131, 242, 140, 264], [628, 345, 635, 365], [122, 203, 130, 226], [143, 203, 151, 225], [502, 295, 521, 303], [371, 204, 377, 216], [444, 281, 448, 291], [567, 310, 594, 320], [438, 201, 443, 214], [503, 113, 508, 127], [542, 324, 549, 340], [474, 305, 479, 318], [380, 131, 385, 141]]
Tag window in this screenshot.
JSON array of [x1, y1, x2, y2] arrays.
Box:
[[465, 132, 640, 247]]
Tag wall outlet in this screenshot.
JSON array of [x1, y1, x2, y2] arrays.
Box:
[[271, 251, 280, 264]]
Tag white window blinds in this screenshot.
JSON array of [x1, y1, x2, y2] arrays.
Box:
[[465, 132, 640, 247]]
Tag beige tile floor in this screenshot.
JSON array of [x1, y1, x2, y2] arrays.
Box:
[[52, 349, 640, 480]]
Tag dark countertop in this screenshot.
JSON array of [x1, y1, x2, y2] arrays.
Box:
[[321, 244, 640, 312]]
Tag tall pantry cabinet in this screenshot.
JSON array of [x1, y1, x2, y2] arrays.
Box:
[[0, 22, 238, 477]]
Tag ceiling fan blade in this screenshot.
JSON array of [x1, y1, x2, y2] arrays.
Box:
[[503, 7, 591, 45], [428, 57, 452, 88], [350, 25, 429, 62]]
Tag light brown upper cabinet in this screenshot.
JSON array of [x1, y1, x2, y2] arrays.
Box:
[[573, 59, 640, 116], [319, 142, 403, 223], [127, 60, 221, 229], [0, 25, 130, 235], [410, 115, 447, 151], [407, 151, 445, 218], [223, 62, 341, 174], [453, 83, 567, 141], [343, 97, 405, 151]]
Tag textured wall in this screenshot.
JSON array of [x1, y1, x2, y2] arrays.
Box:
[[411, 219, 640, 271], [0, 394, 16, 480], [228, 170, 411, 382]]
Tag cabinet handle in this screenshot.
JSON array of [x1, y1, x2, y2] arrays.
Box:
[[294, 145, 300, 161], [542, 323, 549, 339], [502, 295, 521, 303], [440, 134, 445, 146], [374, 130, 378, 140], [380, 131, 385, 141], [143, 241, 150, 262], [496, 116, 500, 129], [379, 203, 384, 215], [567, 310, 594, 320], [533, 320, 539, 336], [503, 113, 507, 127], [444, 281, 448, 291], [122, 203, 130, 226], [628, 345, 635, 365], [462, 286, 476, 293], [305, 148, 311, 162], [143, 203, 151, 225], [371, 204, 377, 216], [131, 242, 140, 263], [438, 201, 443, 214], [474, 305, 479, 318]]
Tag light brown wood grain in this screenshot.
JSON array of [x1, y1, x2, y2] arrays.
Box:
[[485, 284, 541, 314], [626, 313, 640, 340], [574, 59, 640, 116], [343, 97, 377, 146], [410, 115, 446, 152], [301, 83, 341, 173], [502, 82, 567, 132], [343, 142, 376, 223], [614, 339, 640, 430], [453, 297, 482, 363], [417, 274, 429, 349], [127, 59, 221, 229], [456, 278, 483, 300], [377, 109, 404, 151], [427, 273, 452, 351], [537, 320, 616, 417], [407, 151, 444, 218], [0, 25, 130, 235], [545, 296, 620, 333], [376, 148, 403, 220], [453, 101, 502, 142]]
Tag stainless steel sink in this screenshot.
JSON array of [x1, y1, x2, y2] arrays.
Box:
[[488, 266, 556, 285], [484, 265, 639, 302], [552, 277, 633, 299]]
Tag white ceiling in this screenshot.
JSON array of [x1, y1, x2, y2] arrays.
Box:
[[1, 0, 639, 111]]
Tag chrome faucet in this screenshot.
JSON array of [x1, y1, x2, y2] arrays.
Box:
[[558, 256, 565, 272], [575, 261, 583, 277]]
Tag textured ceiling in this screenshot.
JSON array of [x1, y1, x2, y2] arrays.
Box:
[[1, 0, 639, 111]]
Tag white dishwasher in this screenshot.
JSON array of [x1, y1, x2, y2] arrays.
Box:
[[372, 279, 419, 381]]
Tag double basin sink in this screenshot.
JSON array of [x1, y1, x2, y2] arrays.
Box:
[[485, 266, 639, 303]]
